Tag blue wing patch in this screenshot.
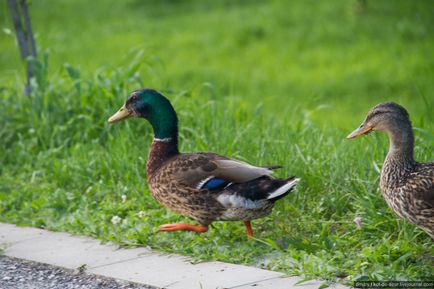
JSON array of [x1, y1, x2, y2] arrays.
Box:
[[200, 178, 230, 190]]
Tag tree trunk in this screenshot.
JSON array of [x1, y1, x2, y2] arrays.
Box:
[[7, 0, 37, 95]]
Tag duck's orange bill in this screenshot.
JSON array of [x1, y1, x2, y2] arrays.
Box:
[[347, 125, 372, 139]]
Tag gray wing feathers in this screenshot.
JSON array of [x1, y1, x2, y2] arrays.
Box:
[[213, 159, 274, 183], [170, 154, 279, 188]]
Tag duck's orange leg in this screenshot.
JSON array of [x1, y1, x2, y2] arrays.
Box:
[[243, 220, 253, 238], [159, 223, 208, 233]]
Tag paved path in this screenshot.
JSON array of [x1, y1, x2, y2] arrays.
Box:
[[0, 255, 154, 289], [0, 223, 348, 289]]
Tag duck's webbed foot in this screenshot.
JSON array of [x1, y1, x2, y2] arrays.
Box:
[[159, 223, 208, 233]]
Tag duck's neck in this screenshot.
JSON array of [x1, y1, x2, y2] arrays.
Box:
[[147, 137, 179, 178], [382, 120, 415, 180], [146, 103, 179, 178]]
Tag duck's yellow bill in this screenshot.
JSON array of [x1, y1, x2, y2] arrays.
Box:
[[108, 104, 132, 123], [346, 125, 372, 139]]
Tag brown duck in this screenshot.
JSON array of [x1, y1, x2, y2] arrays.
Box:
[[348, 102, 434, 238], [108, 89, 299, 237]]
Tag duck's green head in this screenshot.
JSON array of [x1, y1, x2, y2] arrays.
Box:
[[108, 89, 178, 139]]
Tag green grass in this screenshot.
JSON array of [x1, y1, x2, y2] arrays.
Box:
[[1, 0, 433, 285]]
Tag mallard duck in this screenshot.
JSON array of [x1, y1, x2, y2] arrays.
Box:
[[108, 89, 299, 237], [347, 102, 434, 238]]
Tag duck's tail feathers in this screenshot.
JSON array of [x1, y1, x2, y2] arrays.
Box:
[[267, 177, 300, 202]]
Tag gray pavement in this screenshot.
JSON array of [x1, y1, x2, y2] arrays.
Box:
[[0, 223, 348, 289]]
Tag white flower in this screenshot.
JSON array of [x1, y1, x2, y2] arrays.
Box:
[[138, 211, 145, 218], [354, 217, 362, 229], [121, 194, 127, 203], [138, 211, 145, 217], [111, 215, 122, 225]]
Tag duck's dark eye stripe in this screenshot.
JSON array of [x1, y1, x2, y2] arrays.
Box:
[[367, 110, 390, 120]]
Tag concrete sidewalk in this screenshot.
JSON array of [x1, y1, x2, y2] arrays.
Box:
[[0, 223, 347, 289]]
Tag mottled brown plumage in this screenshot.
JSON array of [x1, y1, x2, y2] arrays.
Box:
[[348, 102, 434, 238], [109, 89, 299, 237]]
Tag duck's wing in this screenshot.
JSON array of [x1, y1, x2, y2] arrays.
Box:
[[406, 162, 434, 207], [169, 153, 282, 190]]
